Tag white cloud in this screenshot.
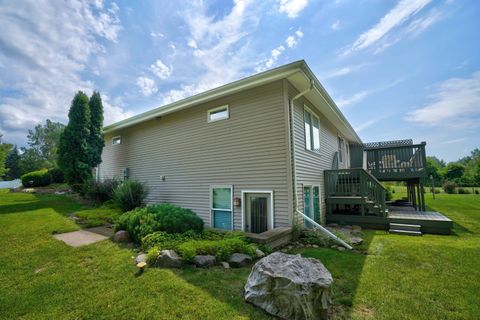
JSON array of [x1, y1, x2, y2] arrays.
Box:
[[407, 71, 480, 127], [136, 76, 158, 96], [295, 30, 304, 38], [278, 0, 309, 18], [331, 20, 340, 30], [336, 91, 369, 108], [354, 119, 378, 133], [344, 0, 431, 55], [322, 63, 370, 79], [150, 59, 172, 79], [406, 8, 444, 36], [161, 0, 262, 104], [286, 36, 297, 48], [0, 0, 128, 144], [150, 32, 165, 38]]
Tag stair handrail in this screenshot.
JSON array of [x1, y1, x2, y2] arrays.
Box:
[[360, 169, 387, 215], [296, 210, 352, 250]]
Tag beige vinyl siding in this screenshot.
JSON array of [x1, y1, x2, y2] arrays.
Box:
[[100, 81, 290, 230], [288, 82, 349, 225]]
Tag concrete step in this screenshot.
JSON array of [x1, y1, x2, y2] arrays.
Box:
[[389, 229, 422, 236], [389, 223, 421, 232]]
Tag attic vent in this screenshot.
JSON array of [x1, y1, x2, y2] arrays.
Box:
[[208, 105, 229, 122]]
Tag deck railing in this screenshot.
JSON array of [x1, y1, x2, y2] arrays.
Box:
[[365, 142, 427, 180], [324, 168, 387, 216]]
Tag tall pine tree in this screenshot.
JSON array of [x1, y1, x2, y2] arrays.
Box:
[[57, 91, 91, 186], [88, 91, 105, 168]]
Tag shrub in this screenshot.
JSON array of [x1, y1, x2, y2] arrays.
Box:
[[21, 169, 52, 187], [48, 168, 64, 183], [115, 204, 204, 242], [177, 236, 256, 262], [475, 190, 479, 195], [84, 178, 121, 203], [385, 186, 393, 201], [141, 231, 200, 251], [458, 188, 471, 194], [113, 180, 149, 212], [443, 181, 457, 194]]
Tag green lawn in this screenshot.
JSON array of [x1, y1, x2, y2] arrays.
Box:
[[0, 189, 479, 319]]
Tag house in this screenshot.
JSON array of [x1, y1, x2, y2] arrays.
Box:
[[99, 60, 452, 238]]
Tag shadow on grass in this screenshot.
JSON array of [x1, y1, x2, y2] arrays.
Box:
[[301, 230, 376, 319], [0, 193, 84, 216]]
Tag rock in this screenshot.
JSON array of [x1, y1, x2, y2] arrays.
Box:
[[352, 225, 362, 232], [156, 250, 182, 268], [135, 253, 148, 265], [350, 237, 363, 245], [245, 252, 333, 320], [229, 253, 252, 268], [327, 223, 339, 228], [255, 249, 265, 258], [221, 261, 230, 269], [337, 246, 346, 251], [193, 255, 216, 268], [113, 230, 130, 242], [330, 245, 338, 250], [312, 244, 319, 248]]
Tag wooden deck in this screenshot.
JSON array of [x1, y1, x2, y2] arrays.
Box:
[[326, 206, 453, 234]]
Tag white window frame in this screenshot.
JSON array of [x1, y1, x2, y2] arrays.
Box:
[[112, 135, 122, 146], [210, 185, 234, 230], [304, 106, 320, 154], [207, 104, 229, 123], [303, 184, 322, 223], [338, 136, 345, 163], [241, 190, 274, 232]]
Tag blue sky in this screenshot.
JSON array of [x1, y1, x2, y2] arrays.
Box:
[[0, 0, 478, 162]]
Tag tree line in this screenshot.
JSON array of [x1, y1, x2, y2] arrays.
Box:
[[0, 91, 105, 187], [426, 150, 480, 188]]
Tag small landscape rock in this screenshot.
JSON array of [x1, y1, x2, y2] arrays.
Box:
[[312, 244, 319, 248], [221, 261, 230, 269], [193, 255, 216, 268], [113, 230, 131, 242], [350, 237, 363, 245], [156, 250, 182, 268], [352, 225, 362, 232], [135, 253, 148, 265], [327, 223, 339, 228], [229, 253, 252, 268], [337, 246, 346, 251], [255, 249, 265, 258], [331, 245, 338, 249]]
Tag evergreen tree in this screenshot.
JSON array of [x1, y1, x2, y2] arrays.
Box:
[[57, 91, 91, 186], [5, 145, 21, 180], [0, 135, 12, 178], [88, 91, 105, 168]]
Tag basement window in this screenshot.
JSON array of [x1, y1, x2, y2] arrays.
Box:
[[112, 136, 122, 146], [208, 105, 229, 122]]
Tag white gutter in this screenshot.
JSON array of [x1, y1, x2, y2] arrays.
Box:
[[288, 79, 352, 250]]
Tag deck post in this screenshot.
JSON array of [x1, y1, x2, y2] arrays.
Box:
[[420, 181, 426, 212]]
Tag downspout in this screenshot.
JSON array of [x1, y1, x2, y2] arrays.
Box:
[[288, 79, 352, 250]]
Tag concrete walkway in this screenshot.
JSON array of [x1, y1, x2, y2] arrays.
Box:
[[53, 227, 113, 247]]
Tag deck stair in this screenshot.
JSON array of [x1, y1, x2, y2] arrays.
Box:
[[389, 222, 422, 236], [324, 168, 387, 217]]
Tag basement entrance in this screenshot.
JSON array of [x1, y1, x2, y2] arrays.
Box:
[[243, 191, 273, 233]]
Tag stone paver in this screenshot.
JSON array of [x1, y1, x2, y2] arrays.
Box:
[[53, 230, 108, 247]]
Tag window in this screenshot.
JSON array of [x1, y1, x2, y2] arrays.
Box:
[[112, 136, 122, 146], [208, 105, 229, 122], [304, 185, 321, 227], [338, 137, 344, 163], [304, 106, 320, 153], [211, 186, 233, 230]]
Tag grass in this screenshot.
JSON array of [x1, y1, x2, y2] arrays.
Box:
[[74, 204, 122, 228], [1, 188, 479, 319], [303, 187, 480, 319], [0, 190, 270, 319]]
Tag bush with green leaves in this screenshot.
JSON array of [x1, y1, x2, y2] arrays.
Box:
[[84, 178, 121, 203], [443, 181, 457, 194], [385, 186, 393, 201], [113, 180, 149, 212], [141, 230, 200, 251], [177, 236, 256, 262], [21, 169, 51, 187], [458, 188, 471, 194], [115, 203, 204, 242], [48, 168, 64, 183]]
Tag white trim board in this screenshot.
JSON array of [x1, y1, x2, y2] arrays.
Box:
[[241, 190, 274, 232]]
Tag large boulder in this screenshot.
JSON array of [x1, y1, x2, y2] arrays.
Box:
[[156, 250, 182, 268], [193, 255, 216, 268], [229, 253, 252, 268], [113, 230, 130, 242], [244, 252, 333, 320]]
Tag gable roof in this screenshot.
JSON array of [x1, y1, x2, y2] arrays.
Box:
[[104, 60, 362, 143]]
